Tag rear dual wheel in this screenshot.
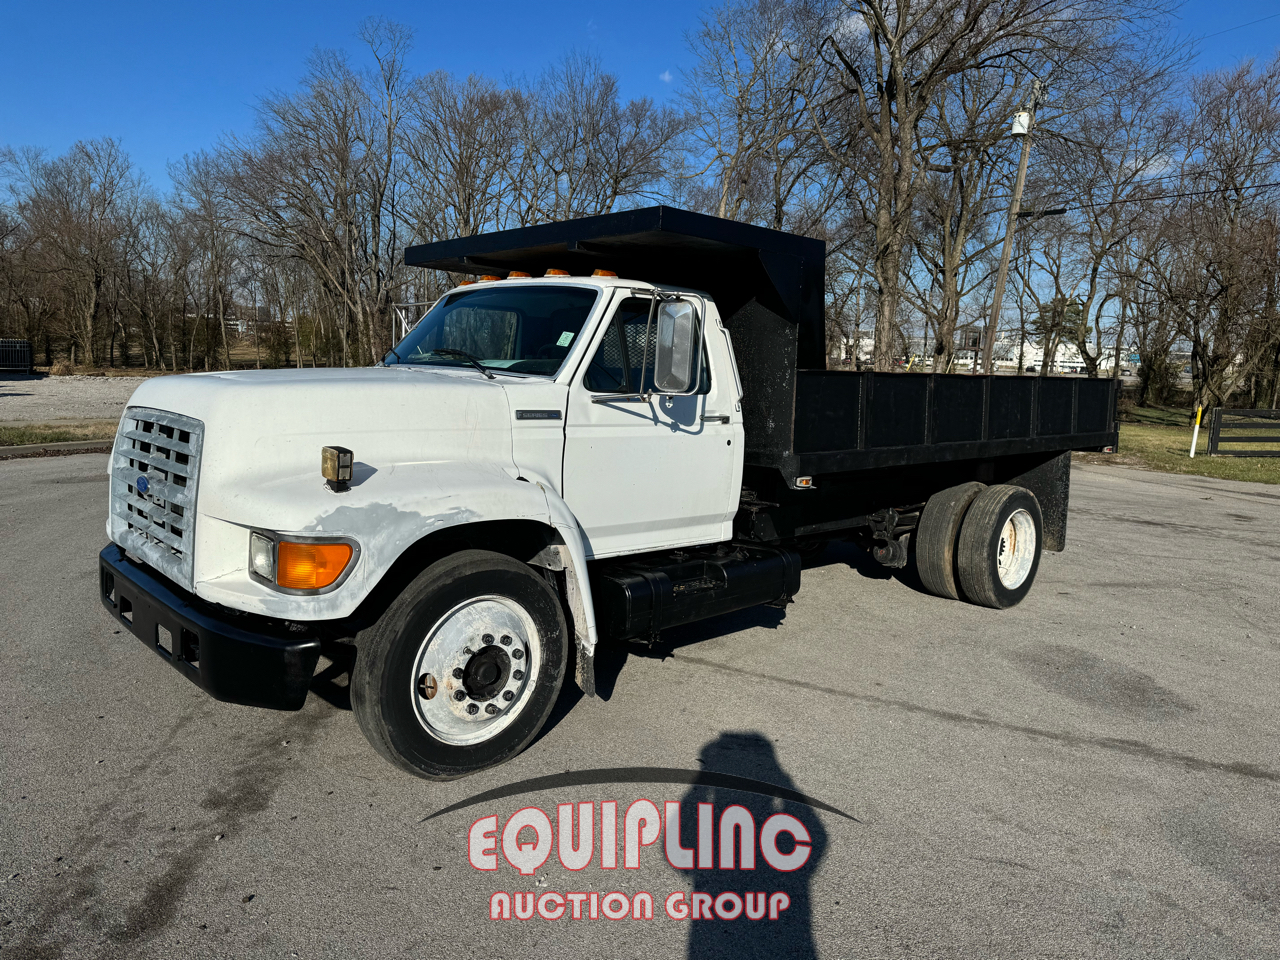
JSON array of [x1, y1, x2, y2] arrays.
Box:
[[916, 482, 985, 600], [916, 483, 1043, 609]]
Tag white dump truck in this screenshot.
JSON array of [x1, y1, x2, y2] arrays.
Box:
[[100, 207, 1118, 779]]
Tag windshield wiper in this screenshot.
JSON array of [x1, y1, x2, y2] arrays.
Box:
[[426, 348, 496, 379]]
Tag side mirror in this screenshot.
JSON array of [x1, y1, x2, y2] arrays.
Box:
[[652, 300, 701, 395]]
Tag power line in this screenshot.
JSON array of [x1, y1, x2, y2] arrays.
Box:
[[984, 175, 1280, 211], [1201, 12, 1280, 40], [1120, 156, 1280, 188], [1056, 179, 1280, 213]]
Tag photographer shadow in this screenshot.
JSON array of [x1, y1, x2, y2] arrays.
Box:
[[677, 731, 828, 960]]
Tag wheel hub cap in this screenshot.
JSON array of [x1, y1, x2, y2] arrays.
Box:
[[463, 646, 511, 701], [996, 508, 1037, 589], [410, 596, 540, 746]]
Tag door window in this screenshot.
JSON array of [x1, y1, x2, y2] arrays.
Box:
[[584, 297, 710, 394]]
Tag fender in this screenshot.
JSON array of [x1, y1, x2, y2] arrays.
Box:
[[195, 458, 600, 695], [525, 476, 600, 698]]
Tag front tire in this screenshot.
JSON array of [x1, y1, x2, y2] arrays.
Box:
[[956, 485, 1044, 609], [351, 550, 568, 780]]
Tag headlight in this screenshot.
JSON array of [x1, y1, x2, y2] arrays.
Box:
[[249, 532, 275, 581], [249, 531, 357, 593]]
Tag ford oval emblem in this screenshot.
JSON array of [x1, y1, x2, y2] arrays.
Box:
[[136, 475, 149, 494]]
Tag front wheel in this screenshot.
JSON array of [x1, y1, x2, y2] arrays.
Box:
[[956, 485, 1044, 609], [351, 550, 568, 780]]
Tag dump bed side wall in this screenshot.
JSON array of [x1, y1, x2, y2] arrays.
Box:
[[771, 370, 1117, 480]]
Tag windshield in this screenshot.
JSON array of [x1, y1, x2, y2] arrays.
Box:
[[386, 285, 600, 376]]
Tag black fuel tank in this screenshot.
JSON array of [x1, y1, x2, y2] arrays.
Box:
[[591, 543, 802, 643]]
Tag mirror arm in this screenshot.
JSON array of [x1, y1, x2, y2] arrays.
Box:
[[591, 394, 649, 404]]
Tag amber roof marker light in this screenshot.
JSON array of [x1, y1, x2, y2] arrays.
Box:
[[544, 268, 570, 276], [591, 269, 618, 277]]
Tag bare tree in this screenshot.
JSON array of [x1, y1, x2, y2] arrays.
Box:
[[804, 0, 1165, 371], [524, 53, 687, 221], [683, 0, 829, 230], [4, 139, 142, 366]]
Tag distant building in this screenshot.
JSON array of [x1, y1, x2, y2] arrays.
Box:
[[829, 332, 1127, 374]]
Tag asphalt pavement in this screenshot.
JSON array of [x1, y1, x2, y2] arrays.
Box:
[[1, 454, 1277, 960]]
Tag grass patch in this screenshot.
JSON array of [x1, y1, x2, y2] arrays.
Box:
[[1076, 422, 1280, 484], [0, 421, 118, 446]]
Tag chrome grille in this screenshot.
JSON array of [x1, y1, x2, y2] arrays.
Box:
[[109, 407, 204, 591]]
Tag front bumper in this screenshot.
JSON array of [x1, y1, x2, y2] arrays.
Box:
[[99, 544, 322, 710]]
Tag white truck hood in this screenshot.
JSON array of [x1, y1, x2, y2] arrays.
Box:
[[119, 365, 517, 532]]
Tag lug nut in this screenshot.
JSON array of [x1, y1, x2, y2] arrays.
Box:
[[512, 649, 524, 660], [453, 690, 466, 702], [467, 703, 479, 715], [482, 634, 494, 645], [452, 667, 464, 679], [418, 673, 437, 700], [513, 670, 524, 681], [503, 690, 515, 701], [485, 704, 499, 715], [500, 635, 512, 646]]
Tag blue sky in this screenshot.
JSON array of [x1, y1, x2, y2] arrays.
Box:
[[2, 0, 1279, 190]]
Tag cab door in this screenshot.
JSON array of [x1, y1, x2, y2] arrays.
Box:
[[561, 294, 742, 558]]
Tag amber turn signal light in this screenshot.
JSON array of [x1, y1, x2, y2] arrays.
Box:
[[276, 540, 353, 590]]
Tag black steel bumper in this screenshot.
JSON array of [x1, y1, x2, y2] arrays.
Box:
[[99, 544, 322, 710]]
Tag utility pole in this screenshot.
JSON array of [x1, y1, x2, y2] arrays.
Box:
[[983, 79, 1043, 375]]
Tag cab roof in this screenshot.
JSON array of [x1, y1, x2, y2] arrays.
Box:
[[404, 206, 826, 367]]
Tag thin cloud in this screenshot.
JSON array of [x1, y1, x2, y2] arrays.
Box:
[[659, 70, 673, 83]]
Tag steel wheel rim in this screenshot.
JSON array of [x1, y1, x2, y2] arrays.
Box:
[[409, 595, 541, 746], [996, 508, 1036, 589]]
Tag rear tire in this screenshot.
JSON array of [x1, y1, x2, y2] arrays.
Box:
[[956, 485, 1044, 609], [351, 549, 568, 780], [915, 481, 986, 600]]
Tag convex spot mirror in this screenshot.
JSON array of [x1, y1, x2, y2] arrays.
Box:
[[653, 300, 701, 395]]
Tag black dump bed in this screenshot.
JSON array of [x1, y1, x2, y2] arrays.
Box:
[[406, 206, 1119, 486]]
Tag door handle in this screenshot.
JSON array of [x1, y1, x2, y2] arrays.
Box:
[[700, 415, 730, 424]]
